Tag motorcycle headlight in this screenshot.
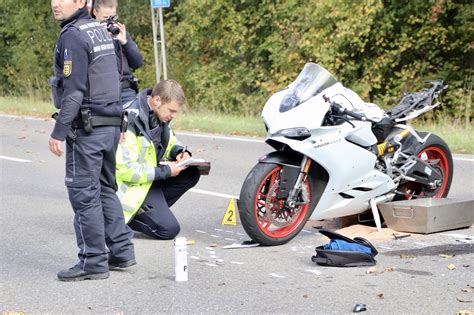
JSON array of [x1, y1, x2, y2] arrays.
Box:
[[272, 127, 310, 139]]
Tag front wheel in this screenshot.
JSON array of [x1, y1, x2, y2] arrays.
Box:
[[398, 132, 453, 199], [238, 162, 316, 246]]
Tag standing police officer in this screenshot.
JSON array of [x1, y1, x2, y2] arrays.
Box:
[[49, 0, 135, 281], [91, 0, 144, 105]]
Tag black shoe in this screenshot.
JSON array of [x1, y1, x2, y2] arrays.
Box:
[[57, 265, 109, 282], [109, 258, 137, 270]]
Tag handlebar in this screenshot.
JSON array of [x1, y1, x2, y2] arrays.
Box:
[[323, 95, 376, 124]]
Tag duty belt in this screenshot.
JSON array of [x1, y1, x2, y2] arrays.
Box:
[[72, 116, 122, 129]]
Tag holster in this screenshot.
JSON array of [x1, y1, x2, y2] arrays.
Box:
[[80, 107, 93, 133], [120, 111, 128, 133]]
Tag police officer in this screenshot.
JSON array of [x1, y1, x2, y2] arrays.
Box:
[[115, 80, 201, 239], [49, 0, 135, 281], [91, 0, 144, 105]]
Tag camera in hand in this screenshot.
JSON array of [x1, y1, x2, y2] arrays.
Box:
[[105, 15, 120, 36]]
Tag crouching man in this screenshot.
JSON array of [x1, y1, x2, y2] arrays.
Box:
[[116, 80, 200, 239]]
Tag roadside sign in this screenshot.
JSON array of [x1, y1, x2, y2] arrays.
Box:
[[151, 0, 170, 8]]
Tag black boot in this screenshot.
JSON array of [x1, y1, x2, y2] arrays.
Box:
[[57, 265, 109, 282], [109, 258, 137, 270]]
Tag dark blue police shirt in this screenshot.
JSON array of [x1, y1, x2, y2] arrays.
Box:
[[51, 7, 121, 141]]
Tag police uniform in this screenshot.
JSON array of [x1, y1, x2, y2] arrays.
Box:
[[113, 32, 143, 104], [50, 6, 135, 280]]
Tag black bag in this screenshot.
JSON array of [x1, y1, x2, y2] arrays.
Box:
[[311, 229, 378, 267]]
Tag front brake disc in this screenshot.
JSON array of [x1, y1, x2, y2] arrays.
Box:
[[264, 182, 308, 228]]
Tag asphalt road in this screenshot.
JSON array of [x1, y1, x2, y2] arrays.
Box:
[[1, 115, 473, 314]]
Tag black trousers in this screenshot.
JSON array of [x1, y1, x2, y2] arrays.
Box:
[[65, 126, 135, 273], [128, 167, 200, 240]]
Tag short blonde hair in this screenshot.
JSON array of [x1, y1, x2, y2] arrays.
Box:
[[151, 80, 186, 106]]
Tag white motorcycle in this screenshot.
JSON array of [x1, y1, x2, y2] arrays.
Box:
[[238, 63, 453, 246]]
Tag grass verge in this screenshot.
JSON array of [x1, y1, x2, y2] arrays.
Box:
[[1, 96, 472, 154]]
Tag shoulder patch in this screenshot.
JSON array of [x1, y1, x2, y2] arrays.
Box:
[[63, 60, 72, 77]]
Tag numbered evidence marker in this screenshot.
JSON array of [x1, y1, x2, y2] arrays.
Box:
[[221, 198, 237, 225]]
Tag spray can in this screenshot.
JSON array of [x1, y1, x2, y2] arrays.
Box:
[[174, 237, 188, 281]]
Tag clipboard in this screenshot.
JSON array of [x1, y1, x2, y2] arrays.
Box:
[[176, 158, 211, 175]]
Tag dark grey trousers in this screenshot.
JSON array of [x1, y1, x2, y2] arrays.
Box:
[[128, 167, 200, 240], [65, 126, 135, 273]]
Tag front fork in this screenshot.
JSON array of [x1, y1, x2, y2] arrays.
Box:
[[286, 156, 312, 208]]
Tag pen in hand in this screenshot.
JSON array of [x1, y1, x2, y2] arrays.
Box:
[[179, 146, 187, 160]]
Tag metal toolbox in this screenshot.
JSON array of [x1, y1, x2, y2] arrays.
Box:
[[378, 198, 474, 234]]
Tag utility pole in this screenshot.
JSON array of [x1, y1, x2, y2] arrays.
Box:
[[150, 0, 170, 82]]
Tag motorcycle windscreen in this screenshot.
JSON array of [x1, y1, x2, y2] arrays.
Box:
[[280, 63, 338, 113]]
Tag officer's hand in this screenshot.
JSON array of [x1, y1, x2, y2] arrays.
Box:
[[168, 161, 187, 177], [49, 137, 64, 157], [119, 132, 126, 144], [117, 23, 127, 45], [176, 151, 191, 162]]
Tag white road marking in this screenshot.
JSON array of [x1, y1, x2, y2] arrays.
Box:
[[196, 230, 207, 234], [230, 261, 244, 265], [453, 157, 474, 162], [269, 273, 285, 278], [210, 255, 218, 259], [210, 234, 220, 238], [0, 155, 32, 163], [301, 230, 312, 233], [190, 256, 200, 260], [176, 131, 264, 143], [225, 238, 237, 241], [214, 228, 224, 232], [190, 188, 238, 199], [305, 269, 322, 275], [378, 245, 393, 250]]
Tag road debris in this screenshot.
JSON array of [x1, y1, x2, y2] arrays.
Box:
[[223, 240, 259, 249], [400, 254, 417, 259], [393, 233, 411, 240], [352, 303, 367, 312], [439, 254, 455, 258], [448, 264, 457, 270], [366, 267, 378, 274]]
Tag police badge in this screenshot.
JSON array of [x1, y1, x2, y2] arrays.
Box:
[[63, 60, 72, 77]]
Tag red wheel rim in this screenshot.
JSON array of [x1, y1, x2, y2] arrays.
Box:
[[253, 166, 310, 238], [404, 146, 450, 198]]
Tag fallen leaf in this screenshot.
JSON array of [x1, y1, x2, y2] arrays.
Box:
[[377, 293, 384, 299], [303, 294, 309, 298], [384, 267, 396, 272], [400, 254, 417, 259], [448, 264, 457, 270], [461, 288, 472, 293], [366, 266, 378, 274], [208, 243, 218, 247], [456, 310, 472, 315], [17, 136, 26, 140], [218, 282, 226, 286], [439, 254, 454, 258]]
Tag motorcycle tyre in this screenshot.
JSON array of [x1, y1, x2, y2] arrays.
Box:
[[238, 162, 318, 246], [397, 131, 453, 200]]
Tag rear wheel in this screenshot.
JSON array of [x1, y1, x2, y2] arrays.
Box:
[[399, 132, 453, 199], [238, 162, 317, 246]]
